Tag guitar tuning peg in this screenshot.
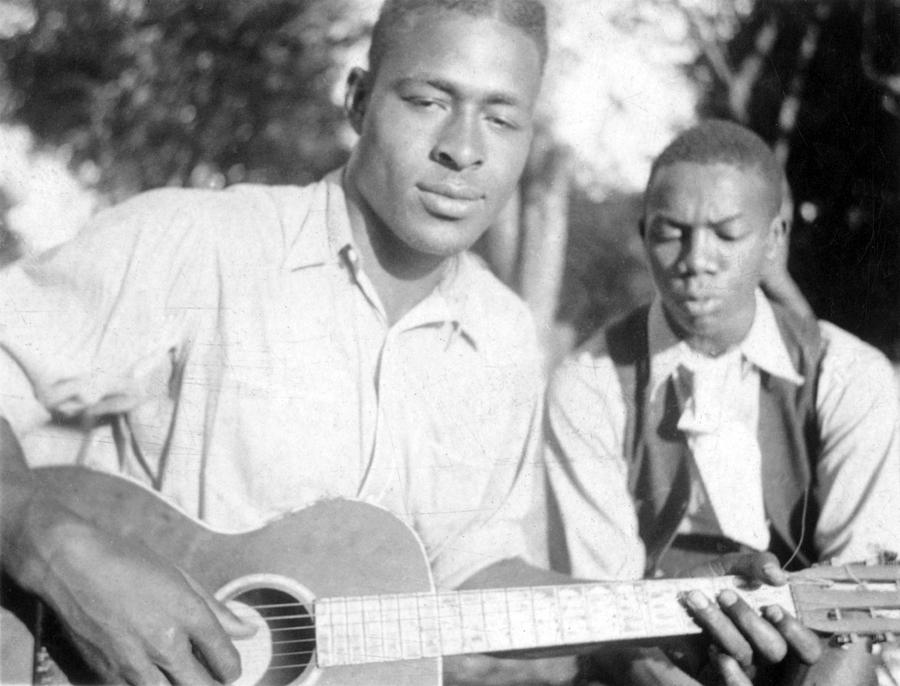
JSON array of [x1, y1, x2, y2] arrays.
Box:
[[831, 633, 861, 648], [876, 551, 898, 566]]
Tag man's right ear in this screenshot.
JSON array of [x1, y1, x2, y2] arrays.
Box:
[[345, 68, 371, 134]]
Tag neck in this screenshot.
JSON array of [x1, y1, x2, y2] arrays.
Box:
[[666, 300, 756, 358], [342, 176, 450, 326]]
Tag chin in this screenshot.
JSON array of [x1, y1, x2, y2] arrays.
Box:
[[407, 221, 486, 258]]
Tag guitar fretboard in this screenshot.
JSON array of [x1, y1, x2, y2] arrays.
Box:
[[315, 576, 795, 667]]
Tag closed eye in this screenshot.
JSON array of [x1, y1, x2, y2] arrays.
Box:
[[650, 224, 683, 241], [486, 115, 520, 131], [403, 96, 446, 111]]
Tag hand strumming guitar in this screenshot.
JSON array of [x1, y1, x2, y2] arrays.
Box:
[[2, 419, 255, 686]]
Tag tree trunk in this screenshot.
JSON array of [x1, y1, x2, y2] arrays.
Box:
[[518, 140, 572, 370]]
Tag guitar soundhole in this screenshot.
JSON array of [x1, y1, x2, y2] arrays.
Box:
[[230, 587, 316, 686]]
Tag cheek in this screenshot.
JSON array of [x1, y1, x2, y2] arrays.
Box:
[[366, 112, 429, 169], [647, 244, 680, 273], [729, 243, 769, 277]]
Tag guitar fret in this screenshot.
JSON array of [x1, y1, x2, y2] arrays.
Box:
[[399, 595, 422, 659], [506, 587, 537, 649], [558, 585, 591, 644], [345, 598, 365, 664], [585, 584, 617, 639], [315, 601, 331, 665], [331, 597, 349, 666], [460, 590, 488, 653], [416, 593, 441, 657], [380, 594, 401, 661], [645, 581, 690, 636], [532, 586, 563, 645], [481, 588, 512, 650], [437, 591, 464, 654], [362, 596, 384, 662]]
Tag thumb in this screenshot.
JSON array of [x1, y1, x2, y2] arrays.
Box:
[[694, 551, 788, 587], [180, 569, 258, 638]]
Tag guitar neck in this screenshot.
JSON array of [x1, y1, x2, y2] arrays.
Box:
[[315, 575, 795, 667]]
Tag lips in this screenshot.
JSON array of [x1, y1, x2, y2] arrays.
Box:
[[417, 181, 485, 219], [681, 297, 720, 317], [418, 181, 484, 201]]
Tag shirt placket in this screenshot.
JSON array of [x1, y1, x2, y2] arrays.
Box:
[[338, 245, 407, 507]]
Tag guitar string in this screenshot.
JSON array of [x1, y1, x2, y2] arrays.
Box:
[[225, 600, 900, 645], [225, 588, 799, 631], [228, 617, 900, 668], [224, 578, 900, 662]]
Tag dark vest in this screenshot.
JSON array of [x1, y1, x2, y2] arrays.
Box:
[[605, 303, 825, 575]]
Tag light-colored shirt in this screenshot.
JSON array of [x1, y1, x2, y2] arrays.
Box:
[[663, 291, 805, 551], [545, 292, 900, 580], [0, 171, 545, 590]]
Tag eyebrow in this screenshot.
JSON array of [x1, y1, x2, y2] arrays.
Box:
[[394, 75, 524, 109]]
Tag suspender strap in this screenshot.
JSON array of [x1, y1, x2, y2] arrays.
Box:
[[606, 305, 693, 575]]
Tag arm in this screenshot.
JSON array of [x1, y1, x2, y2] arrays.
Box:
[[0, 192, 254, 684], [2, 421, 252, 686], [814, 323, 900, 562]]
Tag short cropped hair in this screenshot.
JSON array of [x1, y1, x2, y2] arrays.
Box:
[[647, 119, 784, 217], [368, 0, 548, 74]]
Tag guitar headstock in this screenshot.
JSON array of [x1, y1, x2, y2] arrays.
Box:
[[790, 563, 900, 643]]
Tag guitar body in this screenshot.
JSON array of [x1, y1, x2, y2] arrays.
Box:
[[4, 465, 440, 686], [5, 467, 897, 686]]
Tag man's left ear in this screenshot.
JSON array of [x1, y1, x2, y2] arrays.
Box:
[[765, 214, 787, 260], [345, 67, 372, 134]]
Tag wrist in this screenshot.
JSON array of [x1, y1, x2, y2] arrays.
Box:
[[5, 493, 90, 596]]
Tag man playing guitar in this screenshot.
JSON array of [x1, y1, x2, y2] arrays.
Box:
[[1, 3, 821, 685]]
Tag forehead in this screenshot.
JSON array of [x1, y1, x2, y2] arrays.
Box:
[[646, 162, 771, 218], [371, 10, 543, 109]]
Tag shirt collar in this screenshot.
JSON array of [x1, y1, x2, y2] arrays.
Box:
[[283, 168, 352, 271], [648, 289, 804, 398], [283, 167, 484, 348]]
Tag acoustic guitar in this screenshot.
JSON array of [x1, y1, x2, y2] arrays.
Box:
[[4, 466, 899, 686]]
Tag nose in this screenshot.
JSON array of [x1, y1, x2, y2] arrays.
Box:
[[680, 228, 718, 274], [431, 110, 484, 171]]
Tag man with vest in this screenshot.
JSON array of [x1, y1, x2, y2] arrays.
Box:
[[545, 119, 900, 684]]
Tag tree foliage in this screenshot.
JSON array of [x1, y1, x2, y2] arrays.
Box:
[[1, 0, 366, 201]]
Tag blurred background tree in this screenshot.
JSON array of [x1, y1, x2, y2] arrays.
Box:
[[1, 0, 366, 198]]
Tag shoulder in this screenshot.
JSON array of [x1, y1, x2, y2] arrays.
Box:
[[818, 320, 896, 384], [90, 181, 320, 257], [548, 313, 634, 408], [816, 319, 899, 415], [454, 251, 541, 365]]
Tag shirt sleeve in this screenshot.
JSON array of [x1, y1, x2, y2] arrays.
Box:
[[543, 337, 646, 580], [814, 321, 900, 562], [0, 189, 212, 457]]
